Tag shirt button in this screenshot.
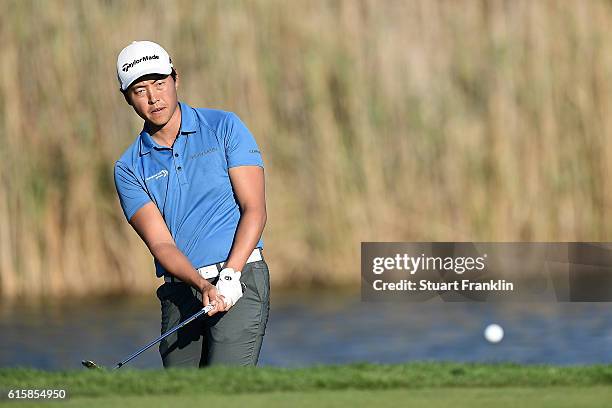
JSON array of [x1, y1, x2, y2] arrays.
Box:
[[174, 153, 179, 157], [177, 166, 182, 171]]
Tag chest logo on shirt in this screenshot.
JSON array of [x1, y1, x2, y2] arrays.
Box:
[[190, 148, 218, 160], [146, 169, 169, 181]]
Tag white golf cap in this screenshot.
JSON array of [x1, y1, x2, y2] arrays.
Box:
[[116, 41, 173, 91]]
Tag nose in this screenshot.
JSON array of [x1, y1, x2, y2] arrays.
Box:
[[146, 88, 159, 105]]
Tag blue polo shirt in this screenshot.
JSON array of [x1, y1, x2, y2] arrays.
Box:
[[114, 101, 264, 277]]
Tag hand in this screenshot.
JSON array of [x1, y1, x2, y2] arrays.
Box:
[[201, 281, 226, 316], [215, 268, 244, 311]]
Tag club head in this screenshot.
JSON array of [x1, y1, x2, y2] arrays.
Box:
[[82, 360, 101, 369]]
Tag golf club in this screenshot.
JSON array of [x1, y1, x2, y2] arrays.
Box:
[[82, 303, 215, 370]]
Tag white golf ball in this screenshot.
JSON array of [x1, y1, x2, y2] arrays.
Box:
[[484, 324, 504, 343]]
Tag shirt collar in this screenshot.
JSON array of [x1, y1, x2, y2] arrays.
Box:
[[138, 101, 197, 156], [178, 101, 197, 135]]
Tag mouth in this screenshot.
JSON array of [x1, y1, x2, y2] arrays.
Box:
[[150, 107, 166, 115]]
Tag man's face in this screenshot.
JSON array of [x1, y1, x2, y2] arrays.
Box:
[[125, 73, 179, 128]]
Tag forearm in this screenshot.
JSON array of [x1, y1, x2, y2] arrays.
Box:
[[224, 207, 266, 271], [149, 242, 209, 292]]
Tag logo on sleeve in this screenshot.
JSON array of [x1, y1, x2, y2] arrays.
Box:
[[146, 169, 168, 181]]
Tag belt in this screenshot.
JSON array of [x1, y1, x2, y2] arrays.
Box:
[[164, 248, 263, 283]]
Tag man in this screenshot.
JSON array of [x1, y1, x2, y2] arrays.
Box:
[[113, 41, 270, 367]]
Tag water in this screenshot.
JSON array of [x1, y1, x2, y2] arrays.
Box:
[[1, 291, 611, 370]]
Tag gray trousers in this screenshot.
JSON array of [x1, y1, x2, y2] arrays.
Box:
[[156, 260, 270, 367]]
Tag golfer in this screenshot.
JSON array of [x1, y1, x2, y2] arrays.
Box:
[[113, 41, 269, 367]]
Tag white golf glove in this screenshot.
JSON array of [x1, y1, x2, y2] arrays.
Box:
[[215, 268, 243, 309]]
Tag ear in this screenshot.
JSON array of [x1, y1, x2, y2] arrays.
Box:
[[174, 70, 180, 90], [123, 90, 133, 106]]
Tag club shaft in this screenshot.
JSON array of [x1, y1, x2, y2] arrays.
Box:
[[113, 304, 215, 369]]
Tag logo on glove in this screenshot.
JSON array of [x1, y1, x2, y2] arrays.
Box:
[[216, 268, 243, 309]]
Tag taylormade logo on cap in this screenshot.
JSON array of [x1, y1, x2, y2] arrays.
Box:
[[116, 41, 173, 91], [122, 55, 160, 73]]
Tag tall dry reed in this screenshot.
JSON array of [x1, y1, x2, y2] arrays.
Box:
[[0, 0, 611, 299]]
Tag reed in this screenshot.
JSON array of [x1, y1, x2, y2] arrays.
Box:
[[1, 0, 611, 299]]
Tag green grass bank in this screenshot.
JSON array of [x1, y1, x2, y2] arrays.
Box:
[[2, 362, 612, 396], [2, 363, 612, 407], [5, 388, 612, 408]]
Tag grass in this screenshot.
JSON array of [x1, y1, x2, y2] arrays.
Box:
[[1, 362, 612, 396], [1, 363, 611, 407], [6, 388, 612, 408]]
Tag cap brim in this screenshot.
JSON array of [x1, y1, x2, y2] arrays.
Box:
[[121, 65, 173, 91]]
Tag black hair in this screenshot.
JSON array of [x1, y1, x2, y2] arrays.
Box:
[[121, 68, 177, 96]]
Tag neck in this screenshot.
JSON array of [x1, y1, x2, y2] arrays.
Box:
[[147, 104, 182, 147]]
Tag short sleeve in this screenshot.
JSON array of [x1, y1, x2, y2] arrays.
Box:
[[223, 112, 264, 168], [113, 161, 152, 222]]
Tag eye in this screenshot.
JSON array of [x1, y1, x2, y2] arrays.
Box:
[[134, 88, 145, 95]]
